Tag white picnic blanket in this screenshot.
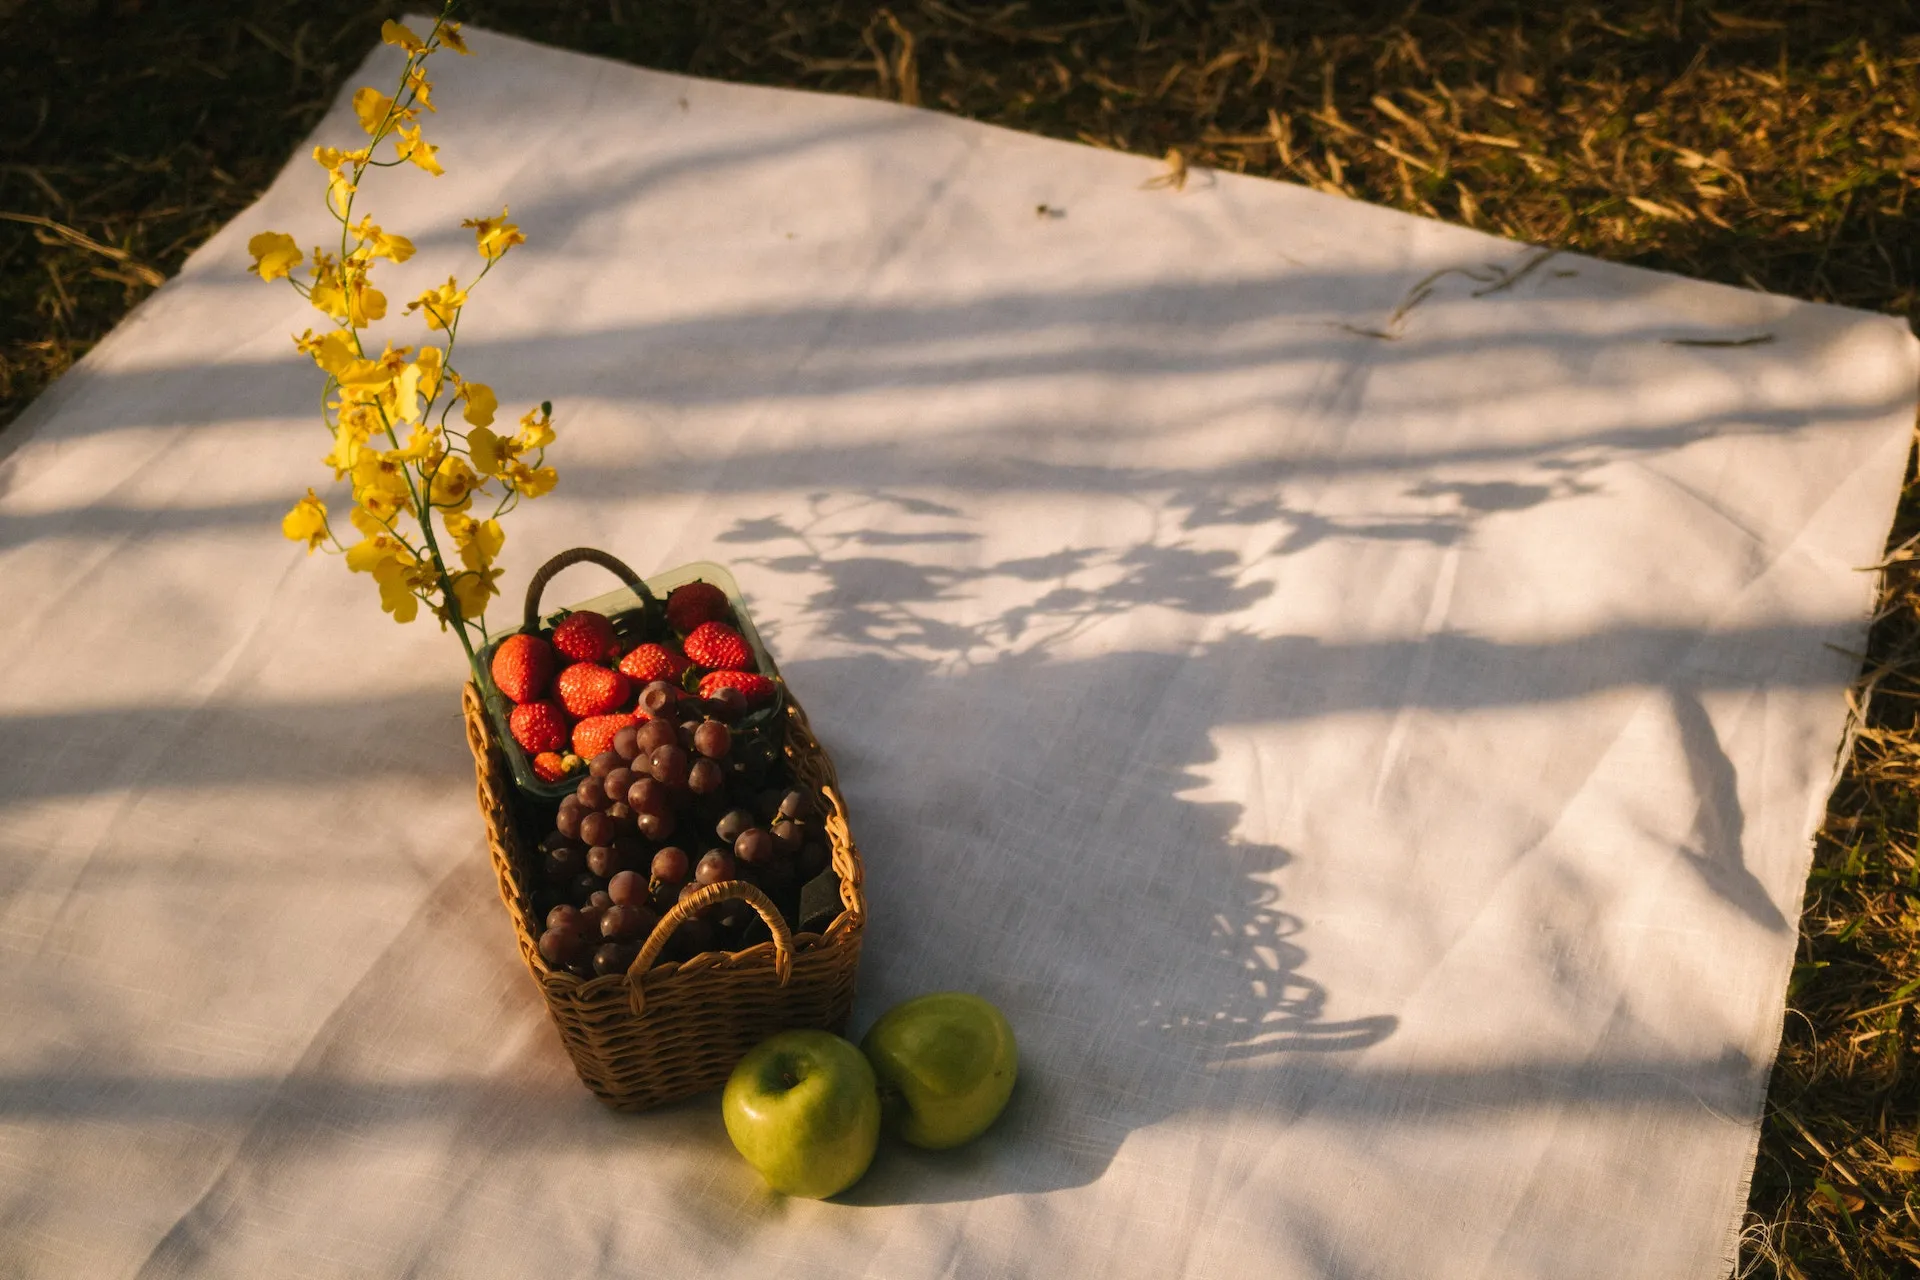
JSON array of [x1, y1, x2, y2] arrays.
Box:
[[1, 22, 1914, 1280]]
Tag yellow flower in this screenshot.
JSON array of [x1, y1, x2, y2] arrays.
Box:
[[352, 449, 414, 500], [325, 401, 387, 478], [311, 145, 370, 216], [462, 207, 525, 259], [312, 262, 386, 329], [405, 67, 436, 111], [281, 488, 330, 552], [352, 87, 397, 135], [429, 453, 481, 511], [460, 381, 497, 427], [505, 461, 559, 498], [294, 328, 360, 376], [445, 512, 505, 572], [389, 363, 427, 423], [381, 19, 426, 53], [393, 123, 443, 176], [349, 487, 407, 535], [248, 231, 302, 282], [390, 423, 439, 464], [324, 421, 365, 479], [375, 556, 431, 624], [412, 345, 444, 401], [515, 404, 555, 451], [466, 424, 509, 476], [346, 531, 411, 573], [405, 278, 466, 331], [438, 22, 471, 54], [350, 216, 415, 262], [449, 567, 501, 620], [332, 357, 390, 405]]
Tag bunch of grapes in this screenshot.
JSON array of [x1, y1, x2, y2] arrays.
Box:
[[528, 678, 833, 979]]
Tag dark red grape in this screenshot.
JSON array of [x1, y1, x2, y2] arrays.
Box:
[[695, 849, 736, 886], [624, 776, 668, 816], [777, 788, 812, 821], [543, 843, 586, 881], [705, 685, 748, 721], [650, 744, 690, 789], [575, 777, 609, 811], [601, 903, 647, 940], [636, 808, 676, 842], [687, 758, 724, 796], [605, 802, 636, 828], [608, 868, 645, 905], [603, 767, 636, 802], [771, 819, 803, 855], [579, 901, 606, 935], [692, 720, 731, 760], [715, 809, 754, 845], [650, 846, 690, 885], [538, 926, 585, 966], [735, 827, 774, 865], [566, 960, 596, 979], [546, 904, 581, 932], [578, 810, 614, 848], [590, 750, 622, 779], [554, 804, 583, 839], [612, 724, 641, 760], [588, 891, 612, 910], [715, 897, 754, 932], [586, 844, 625, 878], [636, 719, 679, 754], [571, 872, 605, 901], [640, 681, 679, 717], [593, 942, 639, 976], [752, 788, 785, 822]]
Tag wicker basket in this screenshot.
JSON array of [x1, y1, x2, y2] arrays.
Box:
[[462, 612, 866, 1111]]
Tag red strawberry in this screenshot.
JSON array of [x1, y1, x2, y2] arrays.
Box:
[[551, 610, 619, 663], [572, 712, 637, 760], [618, 642, 690, 684], [509, 700, 569, 754], [698, 670, 777, 707], [556, 662, 630, 718], [666, 581, 729, 633], [683, 621, 752, 672], [531, 751, 573, 783], [490, 633, 555, 704]]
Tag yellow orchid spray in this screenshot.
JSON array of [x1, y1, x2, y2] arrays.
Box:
[[249, 3, 553, 681]]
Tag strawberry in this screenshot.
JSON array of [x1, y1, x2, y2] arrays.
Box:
[[489, 633, 555, 704], [531, 751, 573, 783], [683, 621, 753, 672], [551, 610, 619, 663], [617, 642, 690, 684], [572, 712, 637, 760], [698, 670, 777, 707], [556, 662, 630, 718], [509, 700, 570, 754], [666, 581, 729, 633]]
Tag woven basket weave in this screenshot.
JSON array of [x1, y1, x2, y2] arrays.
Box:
[[463, 680, 866, 1110]]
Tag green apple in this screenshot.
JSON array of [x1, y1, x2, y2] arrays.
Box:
[[722, 1029, 880, 1199], [861, 992, 1018, 1149]]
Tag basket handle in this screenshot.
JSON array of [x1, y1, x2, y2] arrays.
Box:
[[521, 547, 656, 634], [627, 879, 794, 1017]]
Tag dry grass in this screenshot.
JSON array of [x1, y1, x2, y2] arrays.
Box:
[[3, 1, 1918, 1272]]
